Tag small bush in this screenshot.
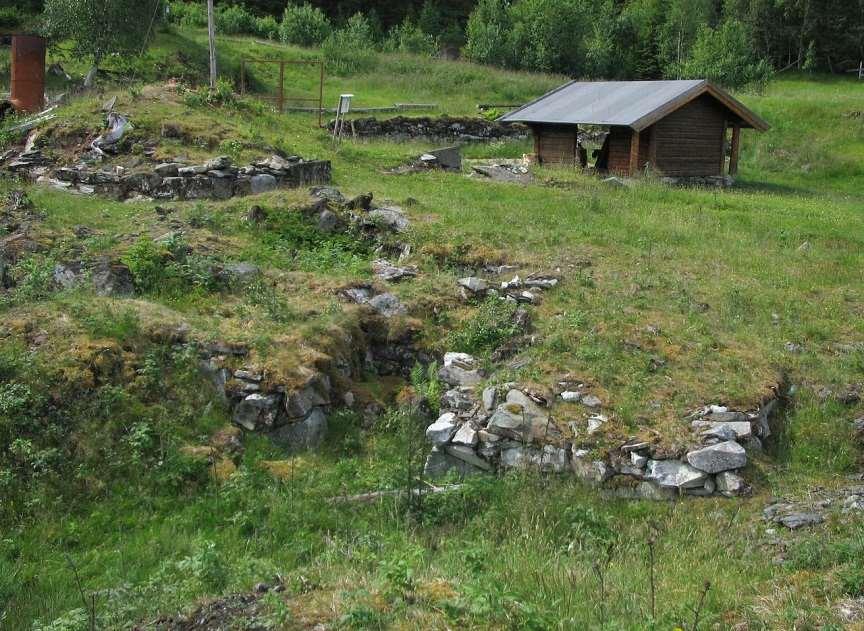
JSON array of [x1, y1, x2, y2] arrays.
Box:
[[122, 237, 169, 292], [384, 19, 437, 56], [216, 4, 255, 35], [254, 15, 280, 40], [322, 13, 377, 75], [167, 1, 207, 28], [446, 298, 520, 355], [182, 77, 237, 108], [280, 3, 331, 47]]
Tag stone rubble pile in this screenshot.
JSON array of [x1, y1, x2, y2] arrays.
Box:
[[328, 116, 527, 141], [2, 152, 331, 201], [458, 272, 559, 305], [201, 354, 332, 453], [763, 486, 864, 531], [423, 357, 782, 499]]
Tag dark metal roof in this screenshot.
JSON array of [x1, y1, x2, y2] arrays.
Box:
[[499, 80, 769, 131]]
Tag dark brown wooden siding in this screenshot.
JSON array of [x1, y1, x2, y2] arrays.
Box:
[[607, 126, 651, 175], [532, 124, 578, 166], [649, 94, 727, 176]]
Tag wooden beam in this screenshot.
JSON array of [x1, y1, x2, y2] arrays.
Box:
[[629, 129, 641, 176], [729, 124, 741, 176]]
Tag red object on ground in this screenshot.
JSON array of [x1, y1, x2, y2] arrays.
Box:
[[10, 35, 46, 113]]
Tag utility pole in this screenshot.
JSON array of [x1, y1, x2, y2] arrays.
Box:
[[207, 0, 217, 89]]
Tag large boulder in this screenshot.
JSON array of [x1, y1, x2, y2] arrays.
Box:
[[91, 258, 135, 296], [426, 412, 458, 445], [686, 441, 747, 474], [367, 207, 410, 233], [268, 407, 327, 453], [424, 446, 485, 478], [644, 460, 707, 489], [438, 352, 483, 387], [233, 393, 281, 431], [486, 403, 528, 440]]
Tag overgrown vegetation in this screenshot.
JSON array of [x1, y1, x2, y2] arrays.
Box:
[[0, 11, 863, 631]]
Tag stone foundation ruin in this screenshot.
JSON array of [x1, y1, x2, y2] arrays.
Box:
[[3, 152, 331, 201]]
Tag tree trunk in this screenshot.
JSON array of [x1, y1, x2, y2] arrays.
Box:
[[207, 0, 217, 89]]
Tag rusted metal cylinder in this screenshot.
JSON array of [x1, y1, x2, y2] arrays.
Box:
[[10, 35, 46, 113]]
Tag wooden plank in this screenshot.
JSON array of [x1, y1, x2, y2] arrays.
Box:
[[729, 124, 741, 176], [629, 129, 641, 175]]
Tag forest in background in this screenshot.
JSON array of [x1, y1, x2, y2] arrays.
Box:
[[6, 1, 864, 88]]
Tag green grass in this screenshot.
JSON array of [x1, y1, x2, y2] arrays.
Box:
[[1, 27, 863, 630]]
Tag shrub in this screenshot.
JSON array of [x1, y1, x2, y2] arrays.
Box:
[[446, 298, 520, 355], [182, 77, 237, 108], [122, 237, 168, 292], [322, 12, 377, 75], [167, 1, 207, 28], [8, 256, 56, 303], [280, 3, 331, 47], [384, 19, 437, 56], [216, 4, 255, 35], [254, 15, 280, 40]]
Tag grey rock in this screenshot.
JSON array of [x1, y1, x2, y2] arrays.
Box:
[[504, 389, 547, 418], [317, 209, 340, 233], [686, 441, 747, 474], [445, 444, 492, 470], [426, 412, 458, 445], [571, 450, 613, 483], [692, 420, 752, 441], [458, 277, 488, 294], [250, 174, 277, 194], [438, 364, 483, 387], [199, 358, 230, 400], [234, 370, 262, 382], [178, 165, 209, 176], [342, 286, 372, 304], [636, 481, 678, 501], [715, 471, 747, 496], [581, 394, 602, 408], [368, 207, 410, 232], [268, 407, 327, 453], [645, 460, 707, 489], [233, 393, 281, 431], [778, 512, 824, 530], [630, 451, 648, 468], [560, 391, 581, 402], [283, 378, 330, 420], [425, 146, 461, 170], [154, 162, 181, 177], [91, 258, 134, 296], [486, 403, 528, 440], [367, 292, 407, 317], [372, 259, 418, 283], [441, 387, 476, 412], [204, 155, 232, 171], [53, 262, 83, 289], [424, 447, 484, 478], [482, 387, 497, 412], [451, 423, 479, 447], [309, 186, 345, 203], [587, 415, 606, 434], [704, 410, 749, 423]]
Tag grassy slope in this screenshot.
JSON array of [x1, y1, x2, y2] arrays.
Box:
[[2, 27, 864, 630]]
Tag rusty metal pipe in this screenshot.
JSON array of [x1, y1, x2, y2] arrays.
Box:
[[10, 35, 46, 113]]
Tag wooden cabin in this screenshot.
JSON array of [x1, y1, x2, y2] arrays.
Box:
[[499, 80, 769, 177]]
